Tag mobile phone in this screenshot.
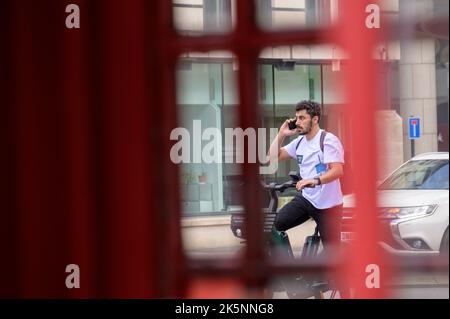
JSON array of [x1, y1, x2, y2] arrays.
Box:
[[288, 119, 297, 130]]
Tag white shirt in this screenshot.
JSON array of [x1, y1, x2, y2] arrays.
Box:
[[283, 129, 344, 209]]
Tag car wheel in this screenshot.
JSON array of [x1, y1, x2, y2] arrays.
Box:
[[440, 228, 449, 255]]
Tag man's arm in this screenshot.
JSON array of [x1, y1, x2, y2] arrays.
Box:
[[267, 118, 297, 162], [317, 162, 343, 184], [295, 162, 343, 190], [267, 133, 292, 162]]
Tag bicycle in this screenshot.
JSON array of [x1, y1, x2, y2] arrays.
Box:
[[230, 171, 341, 299]]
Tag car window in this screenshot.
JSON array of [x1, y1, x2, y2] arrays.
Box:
[[379, 160, 449, 190], [420, 163, 449, 189]]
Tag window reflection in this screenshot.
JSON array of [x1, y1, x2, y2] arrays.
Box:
[[173, 0, 235, 35]]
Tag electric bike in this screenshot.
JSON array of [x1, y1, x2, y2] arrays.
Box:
[[230, 171, 340, 299]]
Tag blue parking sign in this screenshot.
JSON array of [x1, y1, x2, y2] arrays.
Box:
[[409, 117, 420, 139]]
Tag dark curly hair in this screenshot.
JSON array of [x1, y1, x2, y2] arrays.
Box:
[[295, 100, 321, 122]]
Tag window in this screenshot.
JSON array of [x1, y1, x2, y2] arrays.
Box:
[[176, 57, 241, 214], [257, 0, 334, 31], [173, 0, 234, 35], [176, 58, 327, 214], [379, 160, 449, 190]]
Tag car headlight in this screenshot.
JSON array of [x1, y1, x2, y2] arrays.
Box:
[[379, 205, 437, 219]]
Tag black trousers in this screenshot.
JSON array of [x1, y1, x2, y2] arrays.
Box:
[[274, 194, 342, 251]]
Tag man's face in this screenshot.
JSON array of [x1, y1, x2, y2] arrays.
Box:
[[295, 110, 316, 135]]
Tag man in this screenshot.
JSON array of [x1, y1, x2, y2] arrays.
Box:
[[268, 100, 344, 251]]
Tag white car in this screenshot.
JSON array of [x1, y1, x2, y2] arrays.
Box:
[[342, 152, 449, 256]]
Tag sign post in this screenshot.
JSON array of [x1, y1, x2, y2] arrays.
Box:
[[408, 117, 420, 157]]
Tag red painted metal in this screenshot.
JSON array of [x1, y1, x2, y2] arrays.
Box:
[[336, 0, 391, 298]]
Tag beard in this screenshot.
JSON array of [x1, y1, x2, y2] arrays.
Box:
[[298, 119, 312, 135]]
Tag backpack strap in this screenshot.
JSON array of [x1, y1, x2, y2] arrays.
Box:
[[320, 130, 327, 153], [295, 137, 304, 151], [295, 131, 328, 152]]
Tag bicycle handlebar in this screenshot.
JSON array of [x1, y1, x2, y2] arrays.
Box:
[[262, 178, 315, 193], [263, 180, 297, 192]]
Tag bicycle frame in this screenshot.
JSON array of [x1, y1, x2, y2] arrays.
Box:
[[230, 172, 339, 298]]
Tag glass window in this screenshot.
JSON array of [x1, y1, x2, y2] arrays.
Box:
[[273, 64, 322, 182], [173, 0, 204, 33], [434, 0, 449, 153], [176, 58, 243, 260], [176, 61, 225, 214], [379, 160, 449, 190], [257, 63, 322, 192], [176, 57, 242, 215], [256, 0, 334, 31], [420, 163, 449, 189], [173, 0, 235, 35], [176, 59, 326, 214]]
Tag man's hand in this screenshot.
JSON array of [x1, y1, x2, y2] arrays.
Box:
[[267, 118, 299, 163], [279, 118, 298, 137], [296, 179, 317, 191]]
